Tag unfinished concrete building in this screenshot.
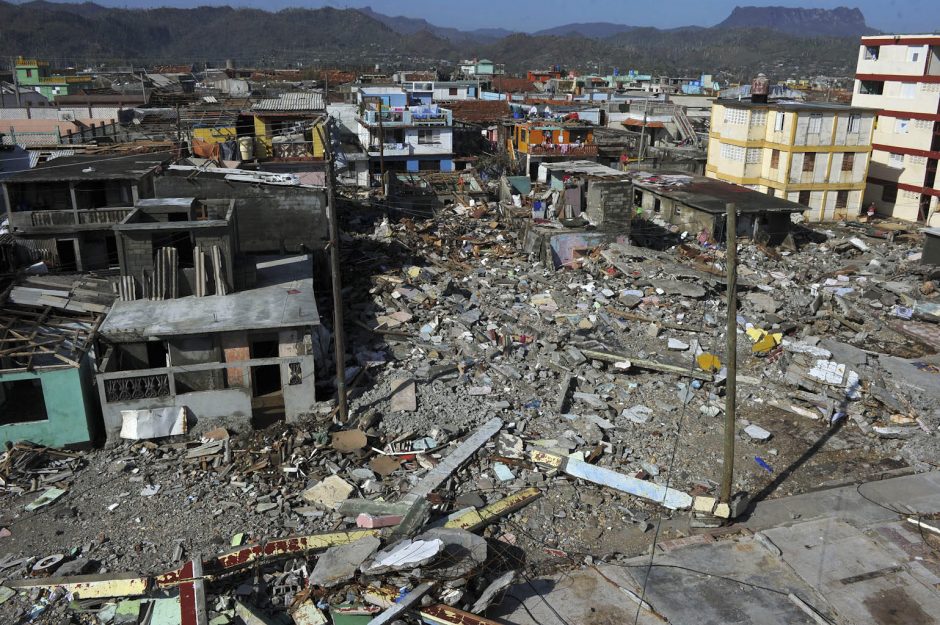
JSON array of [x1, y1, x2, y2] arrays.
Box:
[[94, 198, 320, 440], [0, 154, 170, 270]]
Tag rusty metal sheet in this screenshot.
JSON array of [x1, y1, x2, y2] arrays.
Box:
[[7, 573, 150, 599], [444, 487, 541, 532], [528, 448, 564, 468], [156, 529, 380, 588], [419, 604, 504, 625], [178, 559, 208, 625]]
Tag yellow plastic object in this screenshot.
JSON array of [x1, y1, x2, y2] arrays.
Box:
[[696, 353, 721, 372]]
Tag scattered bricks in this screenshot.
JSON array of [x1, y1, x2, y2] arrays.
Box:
[[693, 496, 717, 514], [355, 514, 403, 529], [713, 502, 732, 518]]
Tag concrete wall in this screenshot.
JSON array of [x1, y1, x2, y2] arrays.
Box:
[[99, 388, 253, 437], [154, 175, 328, 253], [169, 337, 223, 393], [586, 179, 632, 232], [0, 357, 99, 447]]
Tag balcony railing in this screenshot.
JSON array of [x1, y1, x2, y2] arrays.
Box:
[[528, 144, 598, 156], [10, 207, 134, 229], [104, 372, 172, 402]]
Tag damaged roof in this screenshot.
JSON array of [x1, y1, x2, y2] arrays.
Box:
[[629, 171, 808, 214], [0, 153, 172, 183], [252, 91, 325, 113], [100, 255, 319, 340]]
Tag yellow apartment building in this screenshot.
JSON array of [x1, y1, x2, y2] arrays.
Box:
[[706, 98, 876, 221]]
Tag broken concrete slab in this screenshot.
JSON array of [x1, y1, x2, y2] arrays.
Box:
[[744, 424, 772, 441], [310, 535, 381, 587], [302, 476, 355, 510], [361, 537, 444, 576], [389, 378, 417, 412]]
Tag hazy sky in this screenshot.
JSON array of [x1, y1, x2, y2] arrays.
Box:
[[17, 0, 934, 32]]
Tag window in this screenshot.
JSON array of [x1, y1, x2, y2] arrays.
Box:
[[848, 114, 861, 133], [720, 142, 745, 161], [449, 87, 458, 96], [882, 183, 897, 203], [0, 379, 49, 425], [723, 108, 747, 125], [653, 198, 661, 213], [859, 80, 884, 95], [888, 152, 904, 168], [770, 149, 780, 168], [418, 129, 436, 144], [749, 110, 767, 127], [864, 45, 879, 60], [900, 82, 916, 99], [746, 148, 762, 164], [835, 190, 848, 209], [895, 118, 910, 134], [803, 152, 816, 172], [798, 190, 811, 205], [808, 114, 823, 134], [842, 153, 855, 172], [773, 112, 785, 132], [908, 46, 923, 63], [25, 69, 32, 78]]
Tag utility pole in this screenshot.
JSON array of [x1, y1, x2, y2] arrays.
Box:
[[319, 118, 348, 423], [377, 104, 386, 197], [720, 203, 738, 504], [11, 57, 22, 107]]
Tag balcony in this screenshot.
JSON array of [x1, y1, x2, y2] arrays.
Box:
[[528, 144, 598, 157], [359, 107, 452, 128], [9, 207, 134, 231]]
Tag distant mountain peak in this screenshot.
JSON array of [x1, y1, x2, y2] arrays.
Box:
[[718, 5, 876, 37]]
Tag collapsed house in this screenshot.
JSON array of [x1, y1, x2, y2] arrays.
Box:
[[628, 171, 808, 245], [504, 160, 633, 267], [92, 198, 320, 440], [0, 277, 116, 447]]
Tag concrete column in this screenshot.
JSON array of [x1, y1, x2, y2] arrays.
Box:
[[131, 183, 139, 205], [1, 183, 11, 219], [69, 181, 79, 219]]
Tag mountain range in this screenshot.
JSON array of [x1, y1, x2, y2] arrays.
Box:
[[0, 2, 875, 80]]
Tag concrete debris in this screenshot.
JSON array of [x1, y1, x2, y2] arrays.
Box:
[[744, 424, 773, 441], [302, 475, 355, 510], [310, 536, 381, 587], [2, 170, 938, 625]]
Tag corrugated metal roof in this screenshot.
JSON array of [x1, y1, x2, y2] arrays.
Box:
[[252, 92, 324, 112]]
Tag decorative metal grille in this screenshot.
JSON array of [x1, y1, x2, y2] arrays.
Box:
[[104, 373, 171, 402]]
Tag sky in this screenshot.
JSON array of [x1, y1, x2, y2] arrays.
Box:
[[15, 0, 934, 32]]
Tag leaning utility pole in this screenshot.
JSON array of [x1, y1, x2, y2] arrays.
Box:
[[721, 203, 737, 504], [377, 105, 386, 197], [11, 57, 22, 107], [319, 118, 348, 422]]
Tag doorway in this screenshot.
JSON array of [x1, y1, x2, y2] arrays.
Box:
[[56, 239, 78, 271]]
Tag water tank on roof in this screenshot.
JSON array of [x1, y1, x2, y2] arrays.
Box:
[[751, 73, 769, 103]]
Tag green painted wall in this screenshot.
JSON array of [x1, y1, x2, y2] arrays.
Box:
[[0, 357, 97, 448]]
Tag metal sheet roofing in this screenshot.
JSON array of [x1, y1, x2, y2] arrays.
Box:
[[252, 92, 325, 113]]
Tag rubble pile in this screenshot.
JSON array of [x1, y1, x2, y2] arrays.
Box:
[[0, 206, 937, 624]]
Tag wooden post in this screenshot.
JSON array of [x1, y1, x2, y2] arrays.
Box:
[[721, 203, 737, 504], [318, 119, 348, 422]]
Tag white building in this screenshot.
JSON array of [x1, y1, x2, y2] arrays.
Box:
[[851, 35, 940, 224]]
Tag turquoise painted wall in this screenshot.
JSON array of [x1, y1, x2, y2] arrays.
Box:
[[0, 357, 97, 448]]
